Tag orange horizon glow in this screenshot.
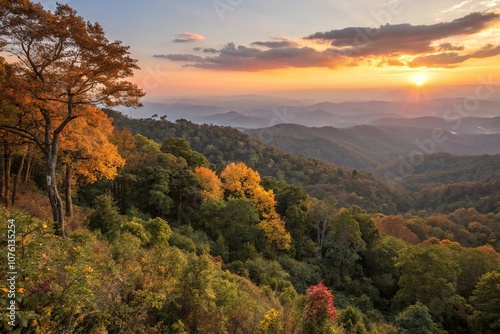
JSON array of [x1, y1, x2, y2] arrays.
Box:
[[132, 55, 500, 99]]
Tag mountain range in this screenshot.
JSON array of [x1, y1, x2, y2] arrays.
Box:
[[118, 95, 500, 171], [120, 97, 500, 131], [245, 124, 500, 169]]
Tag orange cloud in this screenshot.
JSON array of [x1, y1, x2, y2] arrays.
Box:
[[157, 12, 499, 71], [172, 32, 205, 43]]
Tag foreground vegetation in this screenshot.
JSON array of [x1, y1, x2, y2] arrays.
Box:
[[1, 132, 499, 333]]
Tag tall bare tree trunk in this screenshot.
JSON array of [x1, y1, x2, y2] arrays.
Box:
[[11, 150, 26, 206], [47, 156, 65, 237], [65, 163, 73, 217], [3, 143, 12, 209], [23, 145, 33, 183], [0, 143, 4, 205]]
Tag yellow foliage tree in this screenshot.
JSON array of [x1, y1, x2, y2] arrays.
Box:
[[194, 166, 223, 203], [220, 162, 291, 250], [221, 162, 261, 198]]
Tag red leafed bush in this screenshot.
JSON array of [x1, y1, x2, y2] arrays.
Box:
[[305, 282, 336, 321]]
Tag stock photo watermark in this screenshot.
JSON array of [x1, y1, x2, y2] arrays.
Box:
[[6, 217, 17, 327], [142, 63, 169, 92], [213, 0, 244, 21], [258, 106, 296, 144], [385, 74, 496, 183], [337, 0, 411, 56]]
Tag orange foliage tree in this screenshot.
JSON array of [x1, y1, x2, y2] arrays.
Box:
[[194, 166, 223, 203], [0, 1, 144, 236], [60, 106, 125, 217], [374, 215, 420, 244]]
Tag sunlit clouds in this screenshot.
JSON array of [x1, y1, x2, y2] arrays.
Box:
[[172, 32, 205, 44], [64, 0, 500, 97], [156, 11, 500, 73]]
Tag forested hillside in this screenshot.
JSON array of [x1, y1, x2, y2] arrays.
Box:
[[105, 110, 411, 214], [1, 2, 500, 334], [245, 124, 500, 169], [375, 153, 500, 214]]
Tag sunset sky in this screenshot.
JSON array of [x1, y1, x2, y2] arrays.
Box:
[[51, 0, 500, 99]]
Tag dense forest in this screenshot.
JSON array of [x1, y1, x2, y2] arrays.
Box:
[[244, 124, 500, 170], [1, 1, 500, 334]]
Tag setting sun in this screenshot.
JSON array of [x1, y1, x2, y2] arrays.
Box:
[[413, 73, 427, 87]]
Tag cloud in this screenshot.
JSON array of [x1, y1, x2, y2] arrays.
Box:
[[193, 47, 219, 53], [481, 1, 499, 8], [408, 44, 500, 67], [437, 42, 465, 51], [251, 37, 299, 48], [203, 48, 220, 54], [154, 54, 205, 62], [158, 12, 499, 71], [305, 12, 498, 56], [472, 43, 500, 57], [408, 52, 471, 68], [172, 32, 205, 43], [164, 42, 344, 71], [441, 0, 473, 14]]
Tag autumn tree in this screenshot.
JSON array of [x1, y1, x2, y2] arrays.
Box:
[[303, 282, 336, 334], [0, 1, 144, 236], [0, 56, 31, 208], [221, 162, 291, 250], [60, 105, 125, 216], [221, 162, 261, 198], [374, 215, 420, 244], [194, 166, 223, 203]]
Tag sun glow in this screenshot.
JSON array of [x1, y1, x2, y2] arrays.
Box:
[[413, 73, 427, 87]]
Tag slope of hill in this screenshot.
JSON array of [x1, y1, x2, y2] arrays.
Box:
[[105, 109, 411, 214], [192, 111, 271, 128], [374, 153, 500, 213], [245, 124, 500, 169], [119, 98, 500, 129], [370, 116, 500, 134]]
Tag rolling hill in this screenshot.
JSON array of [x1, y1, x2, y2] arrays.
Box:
[[105, 109, 412, 214], [245, 124, 500, 169]]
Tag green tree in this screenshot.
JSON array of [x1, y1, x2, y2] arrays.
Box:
[[393, 245, 461, 321], [262, 177, 316, 259], [395, 302, 445, 334], [144, 217, 172, 247], [161, 137, 208, 168], [88, 194, 124, 238], [337, 306, 368, 334], [470, 271, 500, 333], [454, 247, 500, 298], [311, 196, 338, 256], [363, 236, 407, 307], [222, 198, 262, 259], [324, 208, 366, 283]]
